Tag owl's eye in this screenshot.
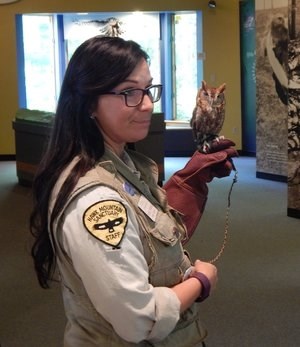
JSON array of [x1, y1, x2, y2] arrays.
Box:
[[213, 95, 223, 105]]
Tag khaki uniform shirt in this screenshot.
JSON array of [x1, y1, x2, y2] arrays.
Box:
[[49, 148, 207, 346]]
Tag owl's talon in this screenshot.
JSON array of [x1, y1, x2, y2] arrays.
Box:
[[213, 135, 224, 144], [198, 141, 211, 153]]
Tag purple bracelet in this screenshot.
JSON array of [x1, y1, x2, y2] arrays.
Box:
[[190, 272, 211, 302]]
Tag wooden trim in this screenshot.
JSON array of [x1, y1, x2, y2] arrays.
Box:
[[0, 155, 16, 161], [256, 171, 287, 183], [287, 208, 300, 219], [16, 161, 37, 174]]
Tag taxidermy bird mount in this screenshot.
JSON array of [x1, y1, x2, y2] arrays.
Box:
[[74, 17, 124, 37], [190, 80, 226, 153]]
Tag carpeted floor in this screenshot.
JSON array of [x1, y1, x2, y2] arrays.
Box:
[[0, 157, 300, 347]]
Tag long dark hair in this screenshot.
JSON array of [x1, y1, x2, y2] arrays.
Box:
[[30, 36, 149, 288]]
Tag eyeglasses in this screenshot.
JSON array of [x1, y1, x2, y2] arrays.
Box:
[[100, 84, 163, 107]]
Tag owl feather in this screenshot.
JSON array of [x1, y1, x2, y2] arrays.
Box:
[[190, 80, 226, 153]]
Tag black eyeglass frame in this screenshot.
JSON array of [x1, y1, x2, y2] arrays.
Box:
[[100, 84, 163, 107]]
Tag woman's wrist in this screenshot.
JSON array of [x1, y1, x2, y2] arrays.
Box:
[[189, 272, 211, 302]]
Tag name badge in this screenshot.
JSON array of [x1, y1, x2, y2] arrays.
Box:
[[138, 195, 158, 222]]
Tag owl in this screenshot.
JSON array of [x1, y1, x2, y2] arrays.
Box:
[[190, 80, 226, 153]]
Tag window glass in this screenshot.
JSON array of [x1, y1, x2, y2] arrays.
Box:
[[22, 15, 57, 112], [173, 13, 198, 121]]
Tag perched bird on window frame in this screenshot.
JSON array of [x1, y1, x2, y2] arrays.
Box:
[[190, 80, 226, 153]]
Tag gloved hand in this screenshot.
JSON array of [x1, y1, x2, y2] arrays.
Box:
[[163, 138, 238, 244]]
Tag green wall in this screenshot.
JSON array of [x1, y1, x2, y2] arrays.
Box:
[[0, 0, 241, 154]]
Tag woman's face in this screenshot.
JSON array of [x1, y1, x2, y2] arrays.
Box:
[[93, 58, 154, 156]]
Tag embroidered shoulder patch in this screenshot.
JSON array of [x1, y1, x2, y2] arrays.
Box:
[[83, 200, 128, 247]]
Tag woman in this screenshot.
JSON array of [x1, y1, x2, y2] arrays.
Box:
[[30, 35, 235, 346]]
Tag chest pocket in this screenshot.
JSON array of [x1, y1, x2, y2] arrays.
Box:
[[144, 208, 191, 288], [150, 209, 180, 246]]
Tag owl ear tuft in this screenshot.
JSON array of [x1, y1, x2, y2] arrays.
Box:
[[219, 83, 226, 92], [201, 80, 207, 90]]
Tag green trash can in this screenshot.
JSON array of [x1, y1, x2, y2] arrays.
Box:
[[12, 108, 54, 186]]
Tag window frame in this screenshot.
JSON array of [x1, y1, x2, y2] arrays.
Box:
[[16, 11, 202, 122]]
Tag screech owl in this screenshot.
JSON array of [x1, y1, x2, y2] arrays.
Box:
[[190, 80, 226, 153]]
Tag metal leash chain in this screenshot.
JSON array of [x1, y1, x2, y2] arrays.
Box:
[[208, 168, 238, 264]]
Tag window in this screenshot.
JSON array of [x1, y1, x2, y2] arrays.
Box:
[[21, 15, 57, 112], [173, 13, 199, 121], [17, 11, 202, 121]]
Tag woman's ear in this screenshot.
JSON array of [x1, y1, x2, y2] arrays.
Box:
[[88, 98, 98, 119]]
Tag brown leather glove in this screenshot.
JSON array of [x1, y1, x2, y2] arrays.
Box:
[[163, 139, 238, 244]]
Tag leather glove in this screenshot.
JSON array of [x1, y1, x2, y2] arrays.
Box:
[[163, 139, 238, 244]]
